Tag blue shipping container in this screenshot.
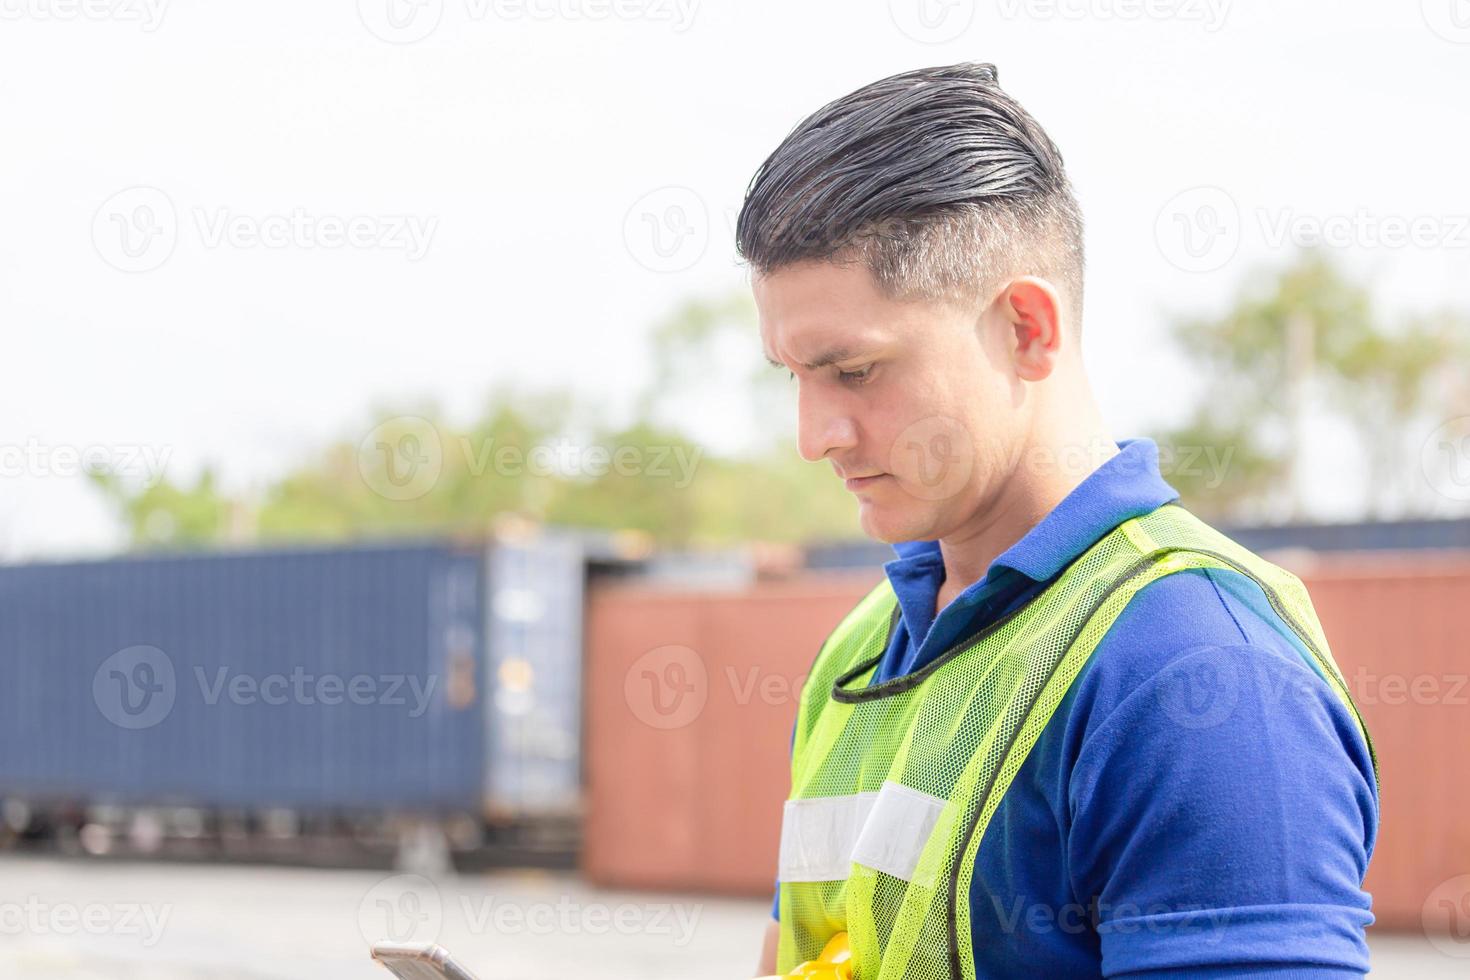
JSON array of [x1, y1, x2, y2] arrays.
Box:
[[0, 536, 584, 817]]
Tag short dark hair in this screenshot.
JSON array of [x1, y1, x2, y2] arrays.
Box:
[[736, 62, 1085, 330]]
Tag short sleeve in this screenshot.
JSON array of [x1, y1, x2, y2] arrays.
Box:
[[1066, 643, 1378, 978]]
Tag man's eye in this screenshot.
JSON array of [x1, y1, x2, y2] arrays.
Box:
[[838, 365, 873, 384]]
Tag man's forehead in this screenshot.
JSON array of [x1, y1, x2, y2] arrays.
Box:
[[753, 259, 882, 312], [757, 300, 904, 369], [754, 260, 927, 367]]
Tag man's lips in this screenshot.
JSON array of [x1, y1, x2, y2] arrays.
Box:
[[842, 473, 889, 491]]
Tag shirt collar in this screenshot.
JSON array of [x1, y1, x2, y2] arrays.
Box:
[[889, 437, 1181, 585]]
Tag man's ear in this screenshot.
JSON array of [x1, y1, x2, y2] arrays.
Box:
[[1000, 277, 1065, 382]]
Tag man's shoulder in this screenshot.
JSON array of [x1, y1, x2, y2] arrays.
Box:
[[1086, 560, 1312, 688], [1060, 562, 1362, 751], [1052, 563, 1377, 807]]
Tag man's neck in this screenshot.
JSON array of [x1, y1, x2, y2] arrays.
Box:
[[934, 432, 1120, 611]]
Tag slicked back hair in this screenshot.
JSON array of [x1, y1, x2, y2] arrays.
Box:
[[736, 63, 1085, 333]]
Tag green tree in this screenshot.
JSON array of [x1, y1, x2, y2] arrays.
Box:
[[89, 466, 232, 548], [1153, 249, 1469, 521], [89, 297, 861, 550]]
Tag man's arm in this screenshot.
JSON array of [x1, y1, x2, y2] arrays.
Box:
[[1067, 641, 1379, 977], [756, 918, 779, 975], [759, 711, 797, 975]]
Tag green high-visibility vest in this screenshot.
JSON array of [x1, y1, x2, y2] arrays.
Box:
[[776, 503, 1377, 980]]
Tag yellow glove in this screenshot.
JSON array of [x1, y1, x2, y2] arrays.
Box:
[[755, 932, 852, 980]]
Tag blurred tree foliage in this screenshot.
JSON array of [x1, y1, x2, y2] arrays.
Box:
[[1150, 249, 1469, 522], [92, 250, 1469, 551], [90, 296, 857, 551]]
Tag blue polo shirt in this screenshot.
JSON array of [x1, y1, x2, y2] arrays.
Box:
[[775, 437, 1379, 978]]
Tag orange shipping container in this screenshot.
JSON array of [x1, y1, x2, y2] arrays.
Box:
[[582, 553, 1470, 932], [583, 574, 876, 895], [1286, 552, 1470, 931]]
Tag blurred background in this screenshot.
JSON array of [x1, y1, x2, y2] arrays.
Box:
[[1, 1, 1468, 976]]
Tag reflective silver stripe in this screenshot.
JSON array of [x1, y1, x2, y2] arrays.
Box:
[[850, 781, 950, 883], [778, 791, 877, 882], [779, 781, 951, 884]]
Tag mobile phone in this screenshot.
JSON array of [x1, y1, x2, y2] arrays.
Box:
[[371, 941, 482, 980]]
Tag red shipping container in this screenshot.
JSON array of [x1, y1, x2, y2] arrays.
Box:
[[583, 552, 1470, 933], [583, 574, 876, 894]]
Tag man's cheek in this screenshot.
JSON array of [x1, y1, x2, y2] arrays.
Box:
[[884, 415, 975, 502]]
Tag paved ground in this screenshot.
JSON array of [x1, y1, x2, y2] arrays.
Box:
[[0, 856, 1461, 978]]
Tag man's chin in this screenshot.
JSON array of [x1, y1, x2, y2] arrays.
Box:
[[856, 498, 936, 545]]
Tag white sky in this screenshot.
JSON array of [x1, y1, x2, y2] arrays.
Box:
[[2, 0, 1467, 559]]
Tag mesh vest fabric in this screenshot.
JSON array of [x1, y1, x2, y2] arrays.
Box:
[[775, 503, 1377, 980]]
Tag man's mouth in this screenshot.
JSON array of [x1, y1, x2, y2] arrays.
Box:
[[843, 473, 889, 491]]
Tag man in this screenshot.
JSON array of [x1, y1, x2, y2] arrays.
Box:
[[738, 63, 1379, 979]]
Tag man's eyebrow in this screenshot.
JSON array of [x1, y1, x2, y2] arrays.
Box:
[[764, 347, 868, 370]]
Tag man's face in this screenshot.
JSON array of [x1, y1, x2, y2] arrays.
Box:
[[754, 259, 1023, 544]]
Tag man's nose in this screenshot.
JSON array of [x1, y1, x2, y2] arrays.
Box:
[[797, 387, 859, 463]]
